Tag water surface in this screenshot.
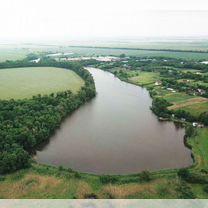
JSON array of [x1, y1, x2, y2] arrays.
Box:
[[36, 67, 192, 174]]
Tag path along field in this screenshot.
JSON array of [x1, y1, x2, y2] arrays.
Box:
[[0, 67, 84, 100]]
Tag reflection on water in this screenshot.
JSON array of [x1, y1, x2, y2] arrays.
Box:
[[35, 67, 192, 174]]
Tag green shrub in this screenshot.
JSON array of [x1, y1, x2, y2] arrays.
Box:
[[178, 168, 189, 180], [140, 171, 151, 182], [99, 175, 118, 184], [74, 172, 81, 179]]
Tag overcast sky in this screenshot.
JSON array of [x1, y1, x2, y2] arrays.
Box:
[[1, 0, 208, 43]]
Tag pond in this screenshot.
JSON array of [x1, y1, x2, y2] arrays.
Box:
[[35, 67, 192, 174]]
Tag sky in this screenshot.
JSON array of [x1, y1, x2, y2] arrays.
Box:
[[1, 0, 208, 43]]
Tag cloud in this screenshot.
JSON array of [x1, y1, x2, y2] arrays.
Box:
[[0, 0, 208, 43]]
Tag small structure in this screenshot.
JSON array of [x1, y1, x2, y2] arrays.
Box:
[[192, 122, 204, 128], [197, 89, 206, 95], [155, 80, 162, 86], [182, 79, 190, 83], [201, 61, 208, 64], [198, 123, 204, 128], [30, 58, 40, 63], [167, 88, 175, 92]]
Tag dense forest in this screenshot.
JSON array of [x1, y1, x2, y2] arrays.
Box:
[[0, 59, 96, 174]]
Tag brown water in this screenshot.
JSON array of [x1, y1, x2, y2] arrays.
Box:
[[35, 67, 192, 174]]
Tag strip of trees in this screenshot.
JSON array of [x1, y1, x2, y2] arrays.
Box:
[[0, 59, 96, 174]]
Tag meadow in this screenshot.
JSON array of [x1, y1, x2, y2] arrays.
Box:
[[1, 44, 208, 62], [0, 67, 84, 100], [128, 72, 160, 86]]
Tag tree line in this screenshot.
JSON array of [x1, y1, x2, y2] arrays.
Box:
[[0, 59, 96, 174]]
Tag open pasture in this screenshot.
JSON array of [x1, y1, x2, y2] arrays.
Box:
[[0, 67, 84, 100]]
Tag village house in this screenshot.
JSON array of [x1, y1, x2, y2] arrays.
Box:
[[155, 80, 162, 86], [197, 88, 206, 95], [182, 79, 190, 83]]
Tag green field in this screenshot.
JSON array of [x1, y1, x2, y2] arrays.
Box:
[[155, 89, 208, 116], [163, 92, 195, 103], [0, 67, 84, 100], [0, 48, 30, 62], [67, 46, 208, 60], [179, 102, 208, 117], [129, 72, 160, 86]]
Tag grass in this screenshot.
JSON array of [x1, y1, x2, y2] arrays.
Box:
[[128, 72, 160, 86], [189, 128, 208, 170], [0, 67, 84, 100], [0, 164, 187, 198], [153, 88, 208, 116], [162, 92, 195, 103], [178, 102, 208, 117]]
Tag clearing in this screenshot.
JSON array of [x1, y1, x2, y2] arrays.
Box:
[[0, 67, 84, 100]]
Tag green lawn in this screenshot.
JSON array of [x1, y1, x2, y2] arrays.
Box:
[[0, 67, 84, 100]]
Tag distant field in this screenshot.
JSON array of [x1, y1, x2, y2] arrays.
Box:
[[71, 40, 208, 51], [1, 44, 208, 61], [0, 67, 84, 100], [67, 46, 208, 60], [0, 48, 30, 62]]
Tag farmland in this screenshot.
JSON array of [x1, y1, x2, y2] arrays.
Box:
[[0, 48, 29, 62], [68, 46, 208, 60], [0, 67, 84, 100]]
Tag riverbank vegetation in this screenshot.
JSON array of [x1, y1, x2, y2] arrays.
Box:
[[0, 59, 95, 174], [1, 54, 208, 199]]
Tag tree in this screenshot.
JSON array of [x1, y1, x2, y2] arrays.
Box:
[[140, 171, 151, 182]]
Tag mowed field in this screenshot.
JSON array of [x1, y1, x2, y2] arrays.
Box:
[[0, 67, 84, 100]]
